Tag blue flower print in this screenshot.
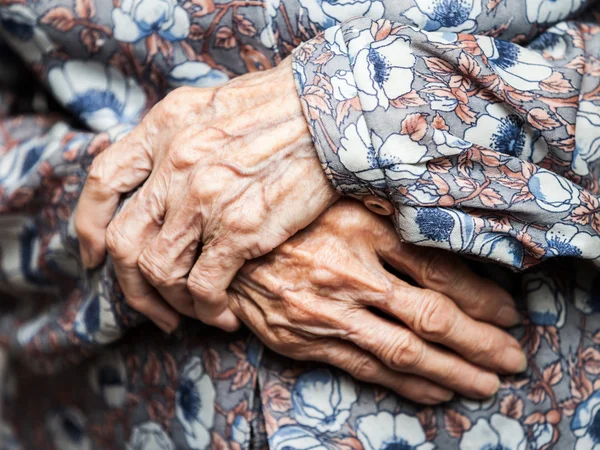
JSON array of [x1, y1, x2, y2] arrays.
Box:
[[471, 233, 524, 268], [127, 422, 175, 450], [176, 356, 215, 450], [46, 408, 92, 450], [356, 412, 434, 450], [571, 391, 600, 450], [477, 38, 553, 91], [298, 0, 383, 30], [292, 369, 357, 433], [0, 4, 54, 62], [523, 272, 566, 327], [403, 0, 481, 33], [168, 62, 229, 89], [47, 61, 146, 132], [460, 414, 526, 450], [270, 426, 328, 450], [74, 283, 122, 345], [464, 103, 548, 164], [112, 0, 190, 43], [416, 208, 454, 242], [545, 224, 600, 260]]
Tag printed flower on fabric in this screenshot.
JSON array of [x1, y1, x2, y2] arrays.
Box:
[[431, 128, 471, 157], [168, 62, 229, 88], [0, 4, 54, 63], [324, 26, 347, 56], [331, 70, 358, 101], [477, 38, 553, 91], [571, 390, 600, 450], [464, 103, 548, 163], [522, 272, 566, 327], [529, 28, 568, 60], [298, 0, 384, 29], [573, 101, 600, 177], [127, 422, 175, 450], [526, 0, 584, 24], [259, 0, 280, 49], [402, 0, 482, 33], [112, 0, 190, 43], [292, 369, 357, 433], [16, 313, 53, 346], [48, 61, 146, 131], [46, 408, 92, 450], [460, 414, 526, 450], [460, 396, 495, 412], [338, 116, 428, 187], [528, 170, 579, 213], [270, 426, 328, 450], [398, 206, 475, 252], [74, 286, 122, 345], [471, 233, 524, 268], [231, 415, 250, 448], [532, 423, 554, 450], [176, 356, 215, 450], [88, 351, 127, 408], [349, 31, 416, 111], [357, 412, 434, 450], [545, 224, 600, 260]]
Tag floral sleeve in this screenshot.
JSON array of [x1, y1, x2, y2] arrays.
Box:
[[292, 18, 600, 270]]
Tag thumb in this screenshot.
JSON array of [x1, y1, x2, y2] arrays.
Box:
[[75, 127, 153, 269]]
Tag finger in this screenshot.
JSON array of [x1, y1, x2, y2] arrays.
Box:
[[187, 243, 242, 332], [346, 310, 500, 399], [377, 237, 520, 327], [137, 201, 202, 319], [365, 277, 527, 375], [229, 291, 453, 404], [105, 187, 180, 333], [310, 340, 453, 405], [75, 127, 153, 269]]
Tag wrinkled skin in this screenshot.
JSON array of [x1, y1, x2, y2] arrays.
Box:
[[75, 56, 338, 332], [229, 201, 527, 403]]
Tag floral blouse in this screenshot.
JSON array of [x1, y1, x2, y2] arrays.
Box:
[[1, 0, 600, 449]]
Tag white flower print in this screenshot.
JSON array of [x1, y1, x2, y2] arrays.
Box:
[[338, 117, 429, 185], [270, 426, 328, 450], [0, 4, 54, 63], [403, 0, 482, 33], [460, 396, 495, 411], [230, 415, 250, 447], [46, 408, 92, 450], [529, 27, 568, 60], [331, 70, 357, 101], [48, 61, 146, 132], [298, 0, 384, 29], [545, 223, 600, 260], [432, 128, 471, 156], [112, 0, 190, 43], [350, 32, 416, 111], [324, 25, 347, 56], [88, 351, 127, 408], [471, 233, 524, 268], [460, 414, 526, 450], [176, 356, 215, 450], [526, 0, 584, 24], [16, 313, 53, 346], [127, 422, 175, 450], [527, 170, 579, 213], [424, 83, 459, 112], [523, 272, 566, 327], [533, 423, 554, 450], [168, 62, 229, 88], [292, 369, 357, 433], [464, 103, 548, 163], [357, 412, 434, 450], [572, 391, 600, 450], [573, 101, 600, 176], [477, 37, 553, 91]]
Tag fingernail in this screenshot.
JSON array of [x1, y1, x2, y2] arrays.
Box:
[[504, 346, 528, 373], [497, 304, 522, 327], [474, 372, 500, 398]]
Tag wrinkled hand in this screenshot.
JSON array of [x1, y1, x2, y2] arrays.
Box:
[[229, 201, 526, 403], [75, 56, 338, 332]]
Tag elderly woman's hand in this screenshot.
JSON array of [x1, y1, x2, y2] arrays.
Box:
[[75, 56, 338, 332], [229, 201, 526, 403]]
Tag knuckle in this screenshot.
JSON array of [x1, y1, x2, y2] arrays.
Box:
[[105, 222, 130, 261], [137, 251, 176, 288], [347, 356, 377, 381], [384, 333, 423, 370], [421, 251, 456, 286], [415, 291, 453, 340], [187, 275, 219, 304]]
